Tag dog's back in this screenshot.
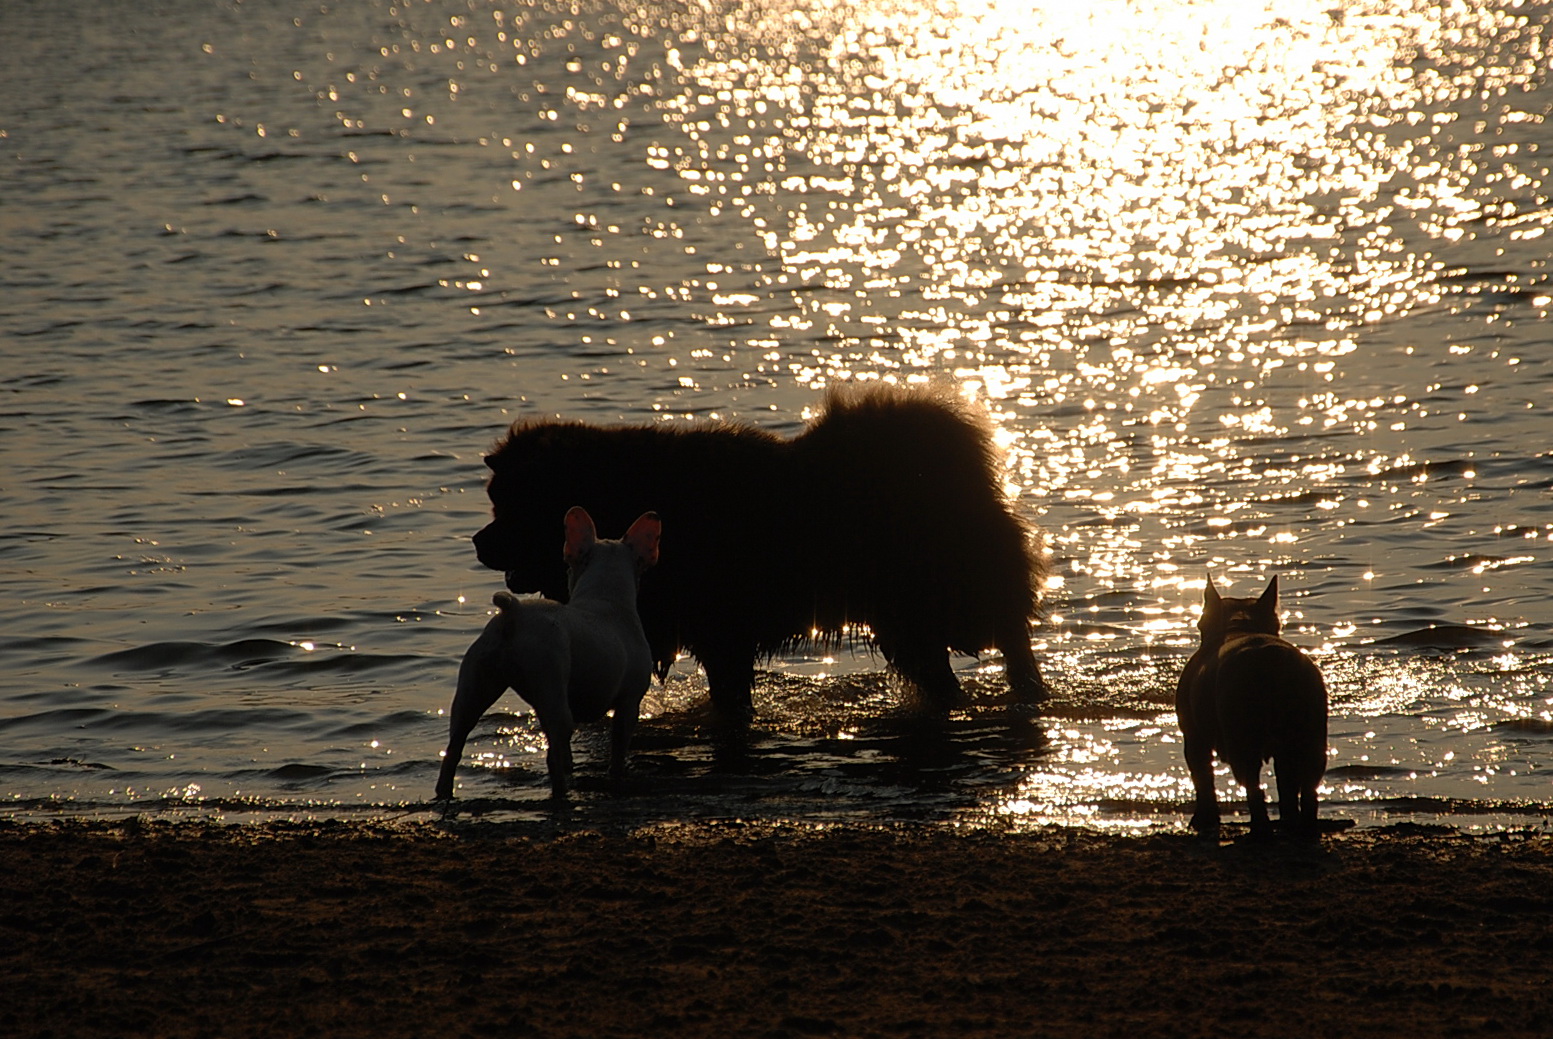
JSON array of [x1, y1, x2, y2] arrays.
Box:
[[794, 384, 1043, 659], [1214, 632, 1327, 789]]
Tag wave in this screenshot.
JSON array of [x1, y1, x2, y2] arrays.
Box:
[[207, 441, 382, 473], [88, 639, 298, 671], [84, 639, 440, 679], [1364, 625, 1512, 651], [0, 705, 319, 738]]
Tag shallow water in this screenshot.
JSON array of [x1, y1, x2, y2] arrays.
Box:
[[2, 0, 1551, 832]]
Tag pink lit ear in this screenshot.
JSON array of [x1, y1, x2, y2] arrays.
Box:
[[624, 511, 662, 568], [563, 506, 597, 563]]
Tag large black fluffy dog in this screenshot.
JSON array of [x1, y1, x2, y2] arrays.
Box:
[[473, 383, 1047, 717]]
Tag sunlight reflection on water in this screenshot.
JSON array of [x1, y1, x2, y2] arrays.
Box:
[[1, 0, 1550, 829], [644, 0, 1552, 651]]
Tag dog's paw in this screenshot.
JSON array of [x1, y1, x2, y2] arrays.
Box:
[[1189, 810, 1221, 840]]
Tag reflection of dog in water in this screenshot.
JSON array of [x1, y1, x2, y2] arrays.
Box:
[[472, 383, 1047, 720], [435, 507, 661, 800], [1176, 576, 1328, 838]]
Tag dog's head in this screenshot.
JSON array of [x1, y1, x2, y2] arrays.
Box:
[[562, 506, 661, 595], [474, 421, 664, 599], [1197, 575, 1280, 645], [473, 423, 576, 589]]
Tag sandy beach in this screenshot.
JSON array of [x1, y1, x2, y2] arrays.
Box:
[[3, 818, 1551, 1038]]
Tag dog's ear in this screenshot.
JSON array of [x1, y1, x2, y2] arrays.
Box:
[[624, 511, 662, 569], [1201, 575, 1222, 613], [563, 506, 597, 564], [1198, 575, 1221, 635], [1259, 575, 1279, 606], [1257, 575, 1281, 633]]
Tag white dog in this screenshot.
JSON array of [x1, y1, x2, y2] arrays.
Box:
[[434, 506, 661, 799]]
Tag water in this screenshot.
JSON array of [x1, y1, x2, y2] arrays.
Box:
[[2, 0, 1551, 832]]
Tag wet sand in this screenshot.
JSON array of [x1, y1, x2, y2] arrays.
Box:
[[3, 818, 1551, 1038]]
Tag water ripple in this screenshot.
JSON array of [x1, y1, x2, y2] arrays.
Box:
[[1, 0, 1550, 831]]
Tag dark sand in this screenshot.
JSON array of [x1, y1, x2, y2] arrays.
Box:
[[3, 818, 1551, 1038]]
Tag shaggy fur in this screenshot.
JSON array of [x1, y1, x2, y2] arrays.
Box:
[[472, 383, 1047, 717], [1176, 576, 1329, 838]]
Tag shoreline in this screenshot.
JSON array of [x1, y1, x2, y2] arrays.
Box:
[[5, 818, 1552, 1037]]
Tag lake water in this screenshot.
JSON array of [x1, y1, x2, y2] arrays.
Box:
[[3, 0, 1551, 833]]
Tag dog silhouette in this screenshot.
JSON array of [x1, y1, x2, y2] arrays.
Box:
[[1176, 576, 1328, 838], [473, 384, 1045, 719]]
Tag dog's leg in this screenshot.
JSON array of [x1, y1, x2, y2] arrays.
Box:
[[609, 698, 641, 778], [538, 707, 576, 798], [998, 628, 1048, 704], [1279, 760, 1322, 840], [1183, 733, 1220, 836], [1300, 782, 1320, 836], [435, 633, 512, 801], [1236, 762, 1273, 838], [1275, 762, 1304, 837], [877, 633, 962, 711], [700, 641, 758, 722]]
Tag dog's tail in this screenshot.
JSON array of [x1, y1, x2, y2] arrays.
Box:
[[490, 590, 527, 633]]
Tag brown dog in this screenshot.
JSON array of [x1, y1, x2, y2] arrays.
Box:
[[1176, 576, 1328, 838], [472, 383, 1046, 719]]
